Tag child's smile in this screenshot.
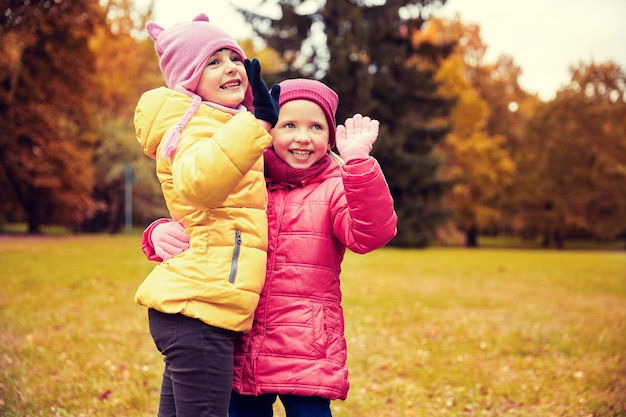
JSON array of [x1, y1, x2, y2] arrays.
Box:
[[196, 49, 248, 108], [271, 100, 331, 169]]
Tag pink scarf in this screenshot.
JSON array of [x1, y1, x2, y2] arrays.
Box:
[[264, 148, 331, 187]]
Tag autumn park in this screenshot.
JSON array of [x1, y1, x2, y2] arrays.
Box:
[[1, 0, 625, 416]]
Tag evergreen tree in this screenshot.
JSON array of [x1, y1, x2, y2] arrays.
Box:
[[237, 0, 454, 246]]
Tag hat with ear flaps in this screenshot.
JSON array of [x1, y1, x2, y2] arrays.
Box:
[[277, 78, 339, 147], [147, 13, 253, 158]]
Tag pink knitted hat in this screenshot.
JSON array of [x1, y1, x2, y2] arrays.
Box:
[[278, 79, 339, 147], [147, 14, 253, 158], [148, 13, 247, 98]]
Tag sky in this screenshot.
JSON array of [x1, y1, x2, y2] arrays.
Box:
[[140, 0, 626, 101]]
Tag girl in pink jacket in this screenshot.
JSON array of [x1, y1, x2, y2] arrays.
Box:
[[144, 79, 397, 417]]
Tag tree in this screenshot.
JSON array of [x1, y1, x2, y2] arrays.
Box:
[[0, 1, 104, 233], [420, 18, 516, 247], [515, 61, 626, 248], [435, 56, 516, 247], [236, 0, 454, 247], [82, 0, 169, 233]]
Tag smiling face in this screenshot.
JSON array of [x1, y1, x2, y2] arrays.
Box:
[[271, 99, 331, 168], [195, 48, 248, 108]]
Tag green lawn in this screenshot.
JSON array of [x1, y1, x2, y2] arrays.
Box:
[[1, 234, 624, 416]]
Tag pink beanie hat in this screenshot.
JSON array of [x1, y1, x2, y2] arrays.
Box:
[[278, 79, 339, 147], [148, 13, 247, 97], [147, 14, 253, 158]]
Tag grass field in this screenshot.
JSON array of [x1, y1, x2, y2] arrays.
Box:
[[0, 233, 625, 416]]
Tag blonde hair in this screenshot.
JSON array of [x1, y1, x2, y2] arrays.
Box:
[[329, 150, 345, 167]]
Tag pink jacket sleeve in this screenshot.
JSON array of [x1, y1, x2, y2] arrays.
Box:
[[332, 157, 398, 254], [141, 218, 172, 262]]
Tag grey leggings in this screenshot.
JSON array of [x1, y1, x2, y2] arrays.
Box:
[[148, 309, 238, 417]]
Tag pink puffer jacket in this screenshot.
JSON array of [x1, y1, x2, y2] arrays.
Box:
[[232, 157, 397, 400]]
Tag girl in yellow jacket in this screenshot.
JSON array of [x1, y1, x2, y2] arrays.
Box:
[[133, 14, 278, 417]]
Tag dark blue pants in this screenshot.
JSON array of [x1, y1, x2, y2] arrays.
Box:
[[148, 309, 238, 417], [229, 391, 332, 417]]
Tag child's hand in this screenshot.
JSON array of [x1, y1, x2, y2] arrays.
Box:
[[151, 221, 190, 261], [335, 114, 379, 162], [244, 58, 280, 127]]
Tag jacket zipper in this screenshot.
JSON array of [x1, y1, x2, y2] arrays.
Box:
[[228, 230, 242, 283]]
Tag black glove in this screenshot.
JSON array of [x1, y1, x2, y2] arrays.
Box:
[[245, 58, 280, 127]]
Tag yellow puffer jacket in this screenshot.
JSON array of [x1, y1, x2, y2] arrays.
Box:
[[134, 87, 271, 332]]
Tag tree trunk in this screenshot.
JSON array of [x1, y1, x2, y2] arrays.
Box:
[[27, 215, 42, 235], [553, 230, 564, 250], [465, 227, 478, 247]]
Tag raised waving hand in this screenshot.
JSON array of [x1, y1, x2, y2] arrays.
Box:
[[335, 114, 379, 163]]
